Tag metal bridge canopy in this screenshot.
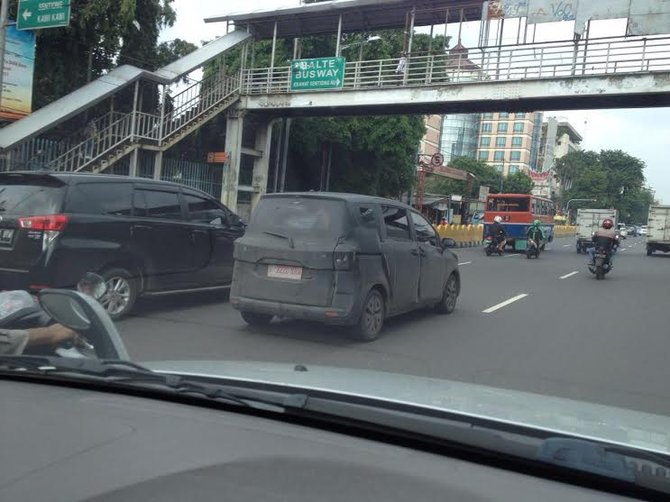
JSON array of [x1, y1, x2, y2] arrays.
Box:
[[206, 0, 486, 38]]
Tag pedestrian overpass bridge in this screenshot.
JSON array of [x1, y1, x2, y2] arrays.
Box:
[[1, 0, 669, 216]]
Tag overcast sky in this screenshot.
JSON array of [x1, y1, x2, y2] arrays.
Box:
[[161, 0, 670, 203]]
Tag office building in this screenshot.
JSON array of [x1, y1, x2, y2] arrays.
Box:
[[476, 111, 544, 176]]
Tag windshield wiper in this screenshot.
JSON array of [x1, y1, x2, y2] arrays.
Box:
[[0, 356, 268, 409], [263, 230, 295, 248]]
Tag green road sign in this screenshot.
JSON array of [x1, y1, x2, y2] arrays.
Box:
[[17, 0, 71, 30], [290, 57, 345, 91]]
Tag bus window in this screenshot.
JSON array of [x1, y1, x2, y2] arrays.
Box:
[[487, 197, 530, 212]]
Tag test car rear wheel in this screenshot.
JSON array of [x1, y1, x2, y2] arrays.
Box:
[[99, 268, 138, 320], [353, 289, 385, 342], [241, 311, 273, 326]]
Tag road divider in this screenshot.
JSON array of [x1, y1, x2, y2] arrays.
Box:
[[435, 224, 484, 248], [554, 225, 577, 237], [483, 293, 528, 314], [560, 271, 579, 279]]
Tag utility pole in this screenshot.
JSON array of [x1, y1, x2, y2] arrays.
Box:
[[0, 0, 9, 111]]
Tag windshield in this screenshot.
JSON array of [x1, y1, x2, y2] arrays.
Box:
[[250, 197, 348, 238], [3, 0, 670, 497]]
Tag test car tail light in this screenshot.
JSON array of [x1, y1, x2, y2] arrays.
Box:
[[333, 251, 356, 271], [18, 214, 68, 231], [18, 214, 68, 250]]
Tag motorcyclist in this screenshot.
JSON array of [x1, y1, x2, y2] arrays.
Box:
[[527, 220, 545, 251], [490, 215, 506, 253], [588, 218, 618, 268], [0, 324, 79, 356]]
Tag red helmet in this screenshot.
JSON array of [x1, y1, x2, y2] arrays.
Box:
[[602, 219, 614, 229]]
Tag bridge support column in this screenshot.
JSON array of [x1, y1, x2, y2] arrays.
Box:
[[250, 118, 276, 211], [153, 150, 163, 180], [129, 148, 139, 177], [221, 109, 244, 210]]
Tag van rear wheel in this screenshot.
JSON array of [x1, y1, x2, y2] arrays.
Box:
[[241, 311, 273, 326], [99, 267, 138, 320], [353, 289, 385, 342]]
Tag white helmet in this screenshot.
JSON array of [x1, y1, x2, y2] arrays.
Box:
[[494, 216, 503, 223]]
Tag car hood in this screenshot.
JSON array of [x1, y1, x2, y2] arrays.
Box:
[[145, 360, 670, 455]]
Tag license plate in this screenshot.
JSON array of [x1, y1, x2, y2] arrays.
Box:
[[267, 264, 303, 280], [0, 229, 14, 244]]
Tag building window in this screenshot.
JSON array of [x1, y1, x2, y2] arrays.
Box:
[[496, 136, 506, 147], [510, 151, 521, 161], [509, 165, 519, 174], [478, 151, 489, 161], [482, 112, 493, 119], [512, 136, 523, 147], [480, 136, 491, 147], [494, 150, 505, 161], [497, 122, 508, 133], [494, 164, 503, 172], [482, 122, 492, 133], [513, 122, 525, 133], [499, 112, 509, 118], [513, 113, 526, 119]]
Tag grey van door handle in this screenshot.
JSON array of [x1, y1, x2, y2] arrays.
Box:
[[130, 224, 151, 236]]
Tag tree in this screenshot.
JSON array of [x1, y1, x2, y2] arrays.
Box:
[[6, 0, 177, 111], [554, 149, 652, 222], [425, 157, 504, 198], [503, 171, 533, 194]]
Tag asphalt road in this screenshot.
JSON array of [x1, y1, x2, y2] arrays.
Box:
[[117, 235, 670, 416]]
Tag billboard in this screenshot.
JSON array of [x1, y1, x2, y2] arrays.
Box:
[[484, 0, 670, 37], [627, 0, 670, 36], [0, 24, 36, 121], [527, 0, 578, 24], [487, 0, 529, 19]]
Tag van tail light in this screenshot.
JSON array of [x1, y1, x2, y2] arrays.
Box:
[[334, 251, 356, 271], [18, 214, 69, 231], [18, 214, 68, 250]]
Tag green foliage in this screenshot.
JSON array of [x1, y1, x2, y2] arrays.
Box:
[[554, 149, 653, 222], [425, 157, 505, 198], [287, 115, 425, 197], [504, 171, 533, 194], [9, 0, 177, 111]]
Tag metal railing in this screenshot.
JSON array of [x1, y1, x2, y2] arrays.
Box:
[[241, 35, 670, 94], [163, 73, 240, 139], [45, 113, 134, 172], [36, 73, 241, 172]]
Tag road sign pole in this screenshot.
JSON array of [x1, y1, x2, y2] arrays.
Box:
[[0, 0, 9, 108]]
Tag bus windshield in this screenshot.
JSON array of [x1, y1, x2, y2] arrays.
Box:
[[487, 197, 530, 212]]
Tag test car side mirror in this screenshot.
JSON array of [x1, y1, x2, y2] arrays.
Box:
[[442, 237, 457, 249], [39, 289, 130, 360]]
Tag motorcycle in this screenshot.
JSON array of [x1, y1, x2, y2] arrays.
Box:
[[587, 246, 612, 280], [484, 236, 505, 256], [0, 273, 125, 359], [526, 239, 540, 259]]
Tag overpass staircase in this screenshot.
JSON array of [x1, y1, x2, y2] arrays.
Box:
[[0, 31, 250, 175]]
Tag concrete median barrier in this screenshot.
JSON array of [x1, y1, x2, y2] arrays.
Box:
[[554, 225, 576, 237], [435, 224, 484, 248]]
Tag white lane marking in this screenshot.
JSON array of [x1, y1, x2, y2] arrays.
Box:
[[560, 271, 579, 280], [505, 253, 519, 257], [458, 261, 472, 266], [619, 248, 626, 252], [483, 294, 529, 314], [562, 244, 570, 247]]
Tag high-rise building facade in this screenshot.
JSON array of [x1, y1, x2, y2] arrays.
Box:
[[475, 111, 544, 176], [439, 113, 480, 162]]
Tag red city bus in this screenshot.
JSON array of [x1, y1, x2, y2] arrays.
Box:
[[484, 194, 555, 251]]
